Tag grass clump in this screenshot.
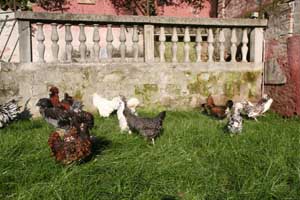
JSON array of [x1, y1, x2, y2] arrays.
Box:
[[1, 111, 300, 200]]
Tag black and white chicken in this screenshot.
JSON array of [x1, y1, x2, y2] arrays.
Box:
[[0, 99, 21, 128], [122, 97, 166, 144], [227, 102, 243, 134], [241, 94, 273, 121]]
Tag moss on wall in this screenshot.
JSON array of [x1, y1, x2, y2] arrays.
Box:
[[135, 84, 159, 103], [187, 71, 261, 99]]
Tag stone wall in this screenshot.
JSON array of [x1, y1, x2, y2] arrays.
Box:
[[218, 0, 300, 116], [0, 62, 263, 117]]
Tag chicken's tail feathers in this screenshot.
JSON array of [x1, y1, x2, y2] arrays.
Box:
[[158, 111, 166, 121]]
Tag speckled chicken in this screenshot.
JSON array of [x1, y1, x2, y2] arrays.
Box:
[[0, 99, 21, 128], [227, 102, 243, 134], [48, 124, 92, 165], [202, 95, 233, 119], [122, 97, 166, 144], [241, 94, 273, 121]]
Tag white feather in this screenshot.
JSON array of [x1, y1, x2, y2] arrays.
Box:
[[92, 93, 121, 117], [116, 100, 131, 134], [127, 97, 140, 115]]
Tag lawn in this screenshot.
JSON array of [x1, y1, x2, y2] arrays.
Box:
[[1, 110, 300, 200]]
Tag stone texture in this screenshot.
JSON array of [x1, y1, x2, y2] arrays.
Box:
[[0, 62, 263, 117]]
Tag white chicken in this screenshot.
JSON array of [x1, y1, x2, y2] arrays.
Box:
[[116, 100, 131, 134], [127, 97, 140, 116], [92, 93, 122, 117], [241, 94, 273, 121], [92, 93, 140, 118]]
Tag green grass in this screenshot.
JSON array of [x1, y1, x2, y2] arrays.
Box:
[[1, 110, 300, 200]]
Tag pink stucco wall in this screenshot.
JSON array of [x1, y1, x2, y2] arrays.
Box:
[[32, 0, 217, 17]]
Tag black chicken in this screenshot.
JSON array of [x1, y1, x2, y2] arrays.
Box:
[[122, 97, 166, 145], [36, 98, 94, 131], [0, 99, 21, 128]]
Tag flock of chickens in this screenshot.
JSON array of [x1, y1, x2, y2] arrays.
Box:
[[0, 86, 272, 165], [202, 94, 273, 134]]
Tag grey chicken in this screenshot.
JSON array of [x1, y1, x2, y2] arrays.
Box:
[[122, 97, 166, 145], [241, 94, 273, 121], [0, 99, 21, 128]]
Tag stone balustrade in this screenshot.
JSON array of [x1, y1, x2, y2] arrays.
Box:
[[15, 12, 267, 64]]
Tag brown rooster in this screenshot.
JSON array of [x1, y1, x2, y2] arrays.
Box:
[[48, 124, 92, 165], [49, 86, 61, 108], [202, 95, 233, 119]]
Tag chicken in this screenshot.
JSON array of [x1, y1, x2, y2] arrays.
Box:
[[116, 100, 131, 134], [127, 97, 140, 115], [48, 124, 92, 165], [122, 97, 166, 144], [0, 99, 21, 128], [36, 98, 73, 129], [241, 94, 273, 121], [227, 102, 243, 134], [202, 95, 233, 119], [49, 86, 61, 108], [92, 93, 122, 117], [92, 93, 140, 117], [36, 98, 94, 131]]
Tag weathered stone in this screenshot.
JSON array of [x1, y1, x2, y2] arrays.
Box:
[[0, 62, 263, 117]]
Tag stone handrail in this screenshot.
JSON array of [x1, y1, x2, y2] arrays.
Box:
[[15, 11, 268, 64]]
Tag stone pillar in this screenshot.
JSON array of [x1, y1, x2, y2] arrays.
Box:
[[18, 20, 32, 62], [250, 28, 264, 63], [144, 25, 154, 62]]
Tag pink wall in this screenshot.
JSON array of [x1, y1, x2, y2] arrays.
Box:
[[32, 0, 217, 17]]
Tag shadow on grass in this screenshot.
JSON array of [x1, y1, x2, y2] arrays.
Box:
[[81, 136, 112, 164], [161, 195, 178, 200], [91, 135, 112, 154]]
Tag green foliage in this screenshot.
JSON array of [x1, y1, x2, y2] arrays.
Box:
[[110, 0, 205, 16], [1, 111, 300, 199], [0, 0, 29, 10]]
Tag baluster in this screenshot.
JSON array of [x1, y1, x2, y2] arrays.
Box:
[[36, 22, 45, 63], [219, 28, 225, 62], [207, 28, 214, 62], [242, 28, 248, 62], [230, 28, 237, 62], [119, 25, 126, 61], [51, 23, 59, 62], [184, 26, 190, 63], [65, 24, 73, 62], [78, 24, 87, 62], [195, 28, 202, 62], [159, 27, 166, 62], [132, 25, 139, 62], [93, 24, 100, 62], [106, 24, 113, 61], [171, 27, 178, 63]]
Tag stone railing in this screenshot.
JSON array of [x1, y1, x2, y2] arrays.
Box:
[[15, 11, 267, 64]]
